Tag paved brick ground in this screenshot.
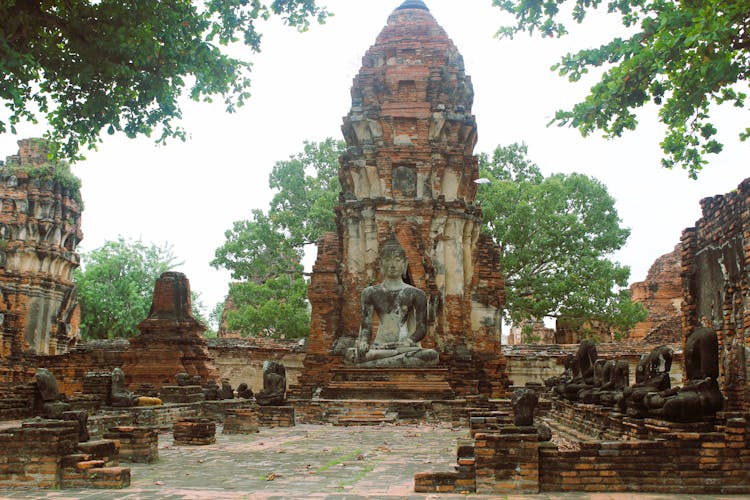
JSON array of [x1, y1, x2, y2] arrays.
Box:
[[0, 423, 744, 499]]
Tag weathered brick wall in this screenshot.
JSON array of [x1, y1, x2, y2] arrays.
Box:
[[0, 420, 79, 489], [681, 177, 750, 412], [207, 337, 305, 393], [539, 413, 750, 493], [0, 139, 83, 361], [629, 245, 682, 342]]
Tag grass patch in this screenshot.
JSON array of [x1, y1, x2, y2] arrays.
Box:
[[317, 449, 363, 473]]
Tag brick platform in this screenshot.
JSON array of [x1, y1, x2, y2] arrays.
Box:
[[256, 406, 295, 428], [321, 367, 454, 400], [173, 418, 216, 445], [222, 408, 259, 434], [103, 426, 158, 463]]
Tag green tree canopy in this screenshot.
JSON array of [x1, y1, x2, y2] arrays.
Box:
[[211, 138, 344, 338], [477, 143, 646, 335], [75, 237, 181, 339], [1, 1, 329, 161], [495, 0, 750, 177]]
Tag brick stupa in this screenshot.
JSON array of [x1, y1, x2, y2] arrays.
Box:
[[0, 139, 83, 368], [299, 1, 509, 397], [121, 272, 218, 390]]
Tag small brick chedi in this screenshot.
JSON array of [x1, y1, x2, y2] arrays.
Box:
[[302, 0, 508, 397], [0, 139, 83, 363], [120, 272, 218, 390]]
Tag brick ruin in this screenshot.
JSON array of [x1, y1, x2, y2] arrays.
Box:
[[0, 139, 83, 389], [682, 177, 750, 412], [629, 245, 683, 343], [0, 2, 747, 496], [300, 0, 508, 398], [121, 272, 218, 390]]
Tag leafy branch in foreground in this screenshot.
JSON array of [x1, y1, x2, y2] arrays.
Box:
[[1, 1, 329, 161], [494, 0, 750, 178]]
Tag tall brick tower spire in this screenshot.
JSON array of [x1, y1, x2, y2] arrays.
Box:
[[301, 2, 508, 397]]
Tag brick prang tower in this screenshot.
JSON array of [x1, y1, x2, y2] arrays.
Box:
[[301, 0, 509, 398]]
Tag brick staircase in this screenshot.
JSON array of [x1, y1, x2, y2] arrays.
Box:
[[62, 454, 130, 489], [61, 437, 130, 489]]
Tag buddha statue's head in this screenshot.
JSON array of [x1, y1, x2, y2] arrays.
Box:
[[379, 235, 407, 280]]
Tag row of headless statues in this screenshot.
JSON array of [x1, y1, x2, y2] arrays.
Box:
[[547, 327, 724, 422]]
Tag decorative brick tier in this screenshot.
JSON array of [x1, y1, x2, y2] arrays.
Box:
[[222, 408, 259, 434], [173, 417, 216, 445], [103, 426, 158, 463], [544, 398, 717, 442], [256, 406, 295, 428], [321, 367, 454, 400]]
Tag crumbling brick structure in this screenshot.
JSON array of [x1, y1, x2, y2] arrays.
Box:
[[629, 245, 682, 343], [120, 272, 218, 390], [681, 177, 750, 412], [0, 139, 83, 390], [301, 0, 508, 397]]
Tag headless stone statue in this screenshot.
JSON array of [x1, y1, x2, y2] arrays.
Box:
[[645, 327, 724, 421], [203, 380, 220, 401], [237, 383, 254, 399], [256, 360, 287, 406], [34, 368, 70, 418], [219, 379, 234, 400], [579, 358, 608, 404], [546, 354, 574, 389], [110, 368, 161, 407], [619, 345, 672, 417], [599, 360, 629, 407], [560, 340, 597, 401], [34, 368, 90, 441], [512, 387, 538, 426], [346, 236, 438, 367]]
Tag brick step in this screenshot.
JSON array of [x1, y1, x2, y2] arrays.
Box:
[[77, 439, 119, 466], [62, 459, 131, 489], [335, 409, 395, 426]]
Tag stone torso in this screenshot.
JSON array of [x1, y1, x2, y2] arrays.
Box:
[[362, 284, 425, 346]]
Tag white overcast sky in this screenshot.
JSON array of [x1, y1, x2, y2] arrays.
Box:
[[1, 0, 748, 318]]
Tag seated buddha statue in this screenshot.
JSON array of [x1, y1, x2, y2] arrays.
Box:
[[345, 235, 438, 368]]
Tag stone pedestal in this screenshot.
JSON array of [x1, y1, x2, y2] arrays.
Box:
[[222, 409, 259, 434], [321, 368, 454, 400], [173, 418, 216, 446], [159, 385, 205, 404], [121, 272, 219, 390], [103, 426, 158, 463], [257, 406, 295, 428]]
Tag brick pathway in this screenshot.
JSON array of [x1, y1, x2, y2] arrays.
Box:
[[0, 423, 741, 499]]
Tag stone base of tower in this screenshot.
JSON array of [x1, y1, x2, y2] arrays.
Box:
[[321, 367, 454, 400]]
